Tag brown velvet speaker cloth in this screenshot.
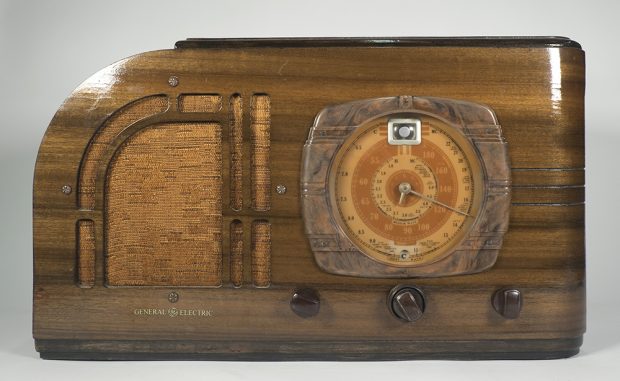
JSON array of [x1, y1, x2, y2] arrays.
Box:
[[229, 220, 244, 287], [178, 94, 222, 113], [229, 95, 244, 211], [77, 220, 95, 287], [251, 220, 271, 287], [105, 123, 223, 286], [250, 95, 271, 211]]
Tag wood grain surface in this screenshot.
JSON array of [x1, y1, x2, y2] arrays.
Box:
[[33, 38, 585, 360]]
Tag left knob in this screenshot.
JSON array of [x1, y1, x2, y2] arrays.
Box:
[[290, 288, 320, 318]]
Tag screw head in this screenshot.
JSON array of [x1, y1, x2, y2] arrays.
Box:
[[168, 76, 179, 87], [276, 184, 287, 195], [168, 291, 179, 303], [61, 185, 72, 195]]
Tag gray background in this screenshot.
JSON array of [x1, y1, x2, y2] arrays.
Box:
[[1, 0, 618, 379]]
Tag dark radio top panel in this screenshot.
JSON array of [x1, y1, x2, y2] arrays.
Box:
[[175, 36, 582, 49]]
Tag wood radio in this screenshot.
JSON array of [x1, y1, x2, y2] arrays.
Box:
[[33, 37, 585, 360]]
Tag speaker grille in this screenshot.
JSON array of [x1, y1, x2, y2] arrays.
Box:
[[229, 95, 244, 211], [251, 220, 271, 287], [79, 96, 168, 210], [250, 95, 271, 212], [77, 220, 95, 287], [106, 123, 222, 286], [178, 94, 222, 113], [229, 220, 244, 287]]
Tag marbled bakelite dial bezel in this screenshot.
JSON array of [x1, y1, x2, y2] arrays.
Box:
[[301, 96, 511, 278]]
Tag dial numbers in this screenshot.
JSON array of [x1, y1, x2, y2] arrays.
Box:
[[330, 116, 483, 267]]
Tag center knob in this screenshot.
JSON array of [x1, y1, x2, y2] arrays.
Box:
[[388, 286, 425, 322]]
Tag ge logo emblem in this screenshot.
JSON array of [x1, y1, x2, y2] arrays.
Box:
[[167, 308, 179, 318]]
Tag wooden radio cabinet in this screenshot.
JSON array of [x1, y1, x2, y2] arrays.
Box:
[[33, 37, 585, 360]]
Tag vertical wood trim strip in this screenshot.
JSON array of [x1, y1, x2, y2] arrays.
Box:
[[77, 220, 95, 288], [250, 95, 271, 211], [229, 95, 243, 211], [251, 220, 271, 288], [230, 220, 244, 287]]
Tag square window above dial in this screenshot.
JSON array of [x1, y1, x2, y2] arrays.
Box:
[[388, 118, 422, 145]]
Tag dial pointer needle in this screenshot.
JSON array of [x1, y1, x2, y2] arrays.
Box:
[[407, 188, 473, 217]]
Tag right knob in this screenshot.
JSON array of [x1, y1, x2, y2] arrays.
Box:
[[492, 288, 522, 319], [388, 286, 425, 322]]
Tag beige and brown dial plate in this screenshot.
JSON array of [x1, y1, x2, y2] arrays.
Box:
[[329, 114, 484, 267]]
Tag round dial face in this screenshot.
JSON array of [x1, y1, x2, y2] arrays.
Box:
[[329, 114, 485, 267]]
